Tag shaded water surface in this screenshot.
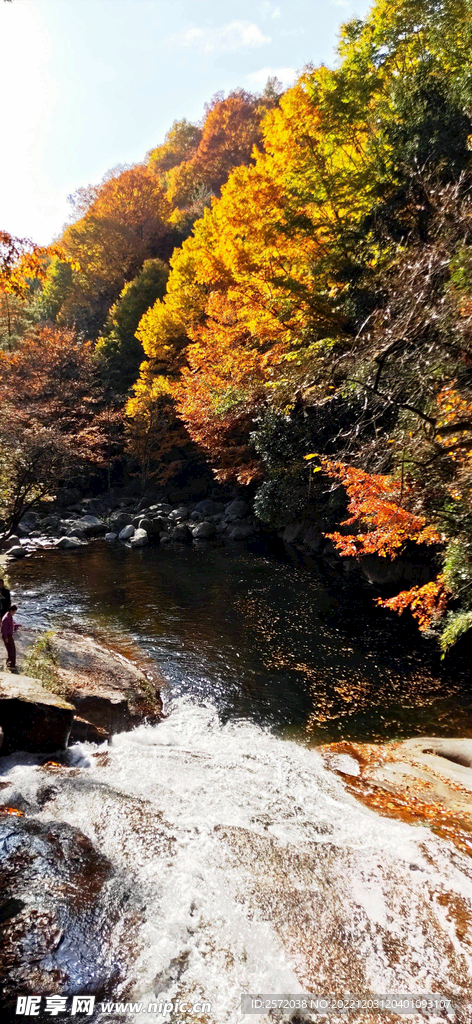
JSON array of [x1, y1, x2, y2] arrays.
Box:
[[9, 542, 472, 743]]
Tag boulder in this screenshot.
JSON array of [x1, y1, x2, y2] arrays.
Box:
[[192, 521, 216, 539], [0, 672, 74, 754], [130, 528, 149, 548], [81, 498, 108, 515], [0, 816, 127, 1009], [69, 715, 110, 744], [6, 546, 26, 559], [193, 499, 223, 516], [170, 523, 192, 543], [105, 532, 117, 543], [41, 514, 60, 529], [228, 524, 255, 541], [73, 515, 106, 536], [139, 517, 162, 537], [168, 506, 189, 521], [110, 511, 133, 531], [55, 486, 82, 506], [118, 524, 135, 542], [150, 503, 172, 514], [55, 536, 83, 551], [4, 535, 20, 550], [67, 527, 86, 540], [283, 522, 305, 545], [302, 522, 324, 552], [19, 511, 38, 528], [225, 499, 250, 520], [48, 631, 163, 733]]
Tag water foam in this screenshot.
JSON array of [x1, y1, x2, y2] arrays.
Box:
[[2, 700, 472, 1023]]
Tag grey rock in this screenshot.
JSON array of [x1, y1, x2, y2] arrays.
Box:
[[150, 503, 172, 515], [226, 517, 251, 531], [41, 515, 60, 528], [193, 499, 224, 516], [169, 506, 189, 521], [7, 546, 26, 558], [50, 629, 163, 732], [55, 486, 81, 506], [192, 521, 216, 539], [171, 524, 192, 543], [74, 515, 106, 536], [283, 522, 305, 545], [69, 715, 110, 744], [67, 526, 86, 540], [303, 523, 324, 552], [110, 511, 133, 529], [118, 524, 135, 542], [56, 536, 83, 550], [0, 671, 74, 754], [145, 518, 162, 537], [228, 524, 254, 541], [81, 498, 107, 515], [4, 535, 20, 550], [19, 511, 38, 528], [105, 532, 118, 543], [225, 499, 250, 520], [130, 528, 149, 548]]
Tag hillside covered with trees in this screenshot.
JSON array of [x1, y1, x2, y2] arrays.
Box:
[[1, 0, 472, 653]]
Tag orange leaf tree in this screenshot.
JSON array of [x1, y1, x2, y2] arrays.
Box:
[[318, 458, 449, 630]]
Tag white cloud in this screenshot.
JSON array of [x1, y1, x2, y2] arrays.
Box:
[[246, 66, 297, 88], [175, 20, 271, 54], [260, 2, 282, 17]]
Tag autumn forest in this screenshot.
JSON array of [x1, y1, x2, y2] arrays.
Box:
[[2, 0, 472, 653]]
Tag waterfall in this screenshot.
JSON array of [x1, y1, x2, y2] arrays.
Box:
[[2, 698, 472, 1023]]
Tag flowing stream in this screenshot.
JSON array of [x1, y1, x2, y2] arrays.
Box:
[[2, 544, 472, 1022]]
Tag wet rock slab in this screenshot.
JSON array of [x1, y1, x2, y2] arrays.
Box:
[[322, 735, 472, 855], [49, 631, 163, 735], [0, 815, 141, 1018], [0, 674, 74, 755]]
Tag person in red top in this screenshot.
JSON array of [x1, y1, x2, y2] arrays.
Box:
[[2, 604, 19, 671]]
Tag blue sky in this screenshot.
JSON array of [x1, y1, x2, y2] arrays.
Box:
[[1, 0, 372, 244]]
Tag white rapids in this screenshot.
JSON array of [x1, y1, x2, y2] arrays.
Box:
[[2, 699, 472, 1024]]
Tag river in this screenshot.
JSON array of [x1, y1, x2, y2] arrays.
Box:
[[1, 543, 472, 1022]]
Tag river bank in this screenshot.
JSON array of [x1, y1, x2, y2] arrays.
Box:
[[0, 626, 163, 754]]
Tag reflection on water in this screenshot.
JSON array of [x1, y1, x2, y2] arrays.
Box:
[[9, 541, 472, 743]]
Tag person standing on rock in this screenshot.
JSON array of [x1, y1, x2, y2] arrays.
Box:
[[0, 579, 11, 617], [2, 604, 19, 672]]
